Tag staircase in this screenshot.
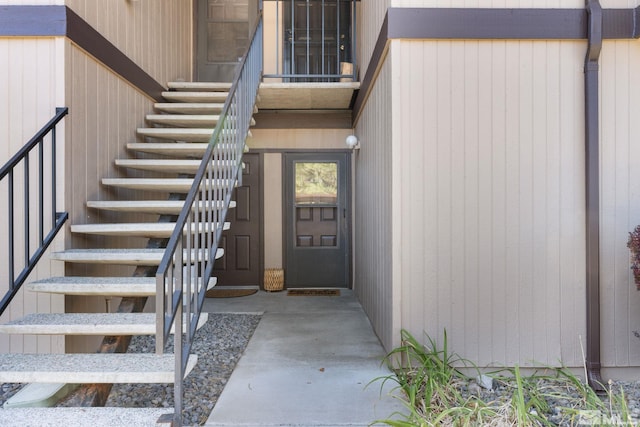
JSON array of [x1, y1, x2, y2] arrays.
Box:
[[0, 81, 255, 425]]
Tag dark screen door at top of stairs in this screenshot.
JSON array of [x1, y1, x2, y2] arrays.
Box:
[[284, 152, 350, 288], [197, 0, 249, 82]]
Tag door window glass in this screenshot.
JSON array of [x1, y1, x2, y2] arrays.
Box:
[[295, 162, 337, 205], [294, 162, 338, 247]]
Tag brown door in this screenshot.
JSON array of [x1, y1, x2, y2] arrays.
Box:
[[213, 153, 262, 286], [197, 0, 249, 82]]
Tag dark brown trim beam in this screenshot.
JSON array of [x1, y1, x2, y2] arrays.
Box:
[[65, 8, 165, 101], [0, 5, 165, 102], [387, 7, 640, 40], [353, 6, 640, 125]]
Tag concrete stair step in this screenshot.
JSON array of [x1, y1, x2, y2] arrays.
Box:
[[71, 222, 230, 238], [168, 81, 231, 92], [137, 128, 214, 143], [50, 248, 224, 266], [162, 91, 228, 103], [127, 143, 249, 157], [145, 114, 255, 128], [127, 143, 209, 157], [0, 312, 208, 335], [137, 127, 252, 143], [101, 178, 235, 193], [0, 407, 172, 427], [26, 276, 217, 296], [86, 200, 235, 215], [114, 158, 240, 174], [0, 353, 197, 383], [154, 102, 224, 114], [145, 114, 220, 128]]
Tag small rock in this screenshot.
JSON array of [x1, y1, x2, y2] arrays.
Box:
[[475, 374, 495, 391], [468, 382, 482, 395]]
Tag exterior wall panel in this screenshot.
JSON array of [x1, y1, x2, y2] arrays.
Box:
[[0, 37, 66, 355], [600, 39, 640, 370], [354, 57, 395, 351], [63, 42, 160, 353], [358, 0, 390, 78], [65, 0, 192, 84], [392, 39, 586, 368]]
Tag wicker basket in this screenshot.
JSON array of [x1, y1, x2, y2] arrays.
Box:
[[264, 268, 284, 292]]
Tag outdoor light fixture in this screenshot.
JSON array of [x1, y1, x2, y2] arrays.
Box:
[[345, 134, 360, 150]]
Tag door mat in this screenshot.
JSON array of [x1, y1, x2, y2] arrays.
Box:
[[206, 288, 258, 298], [287, 289, 341, 296]]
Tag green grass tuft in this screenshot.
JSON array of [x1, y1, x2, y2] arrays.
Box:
[[373, 330, 635, 427]]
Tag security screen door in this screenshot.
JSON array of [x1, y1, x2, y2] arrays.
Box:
[[197, 0, 249, 82], [284, 152, 350, 287]]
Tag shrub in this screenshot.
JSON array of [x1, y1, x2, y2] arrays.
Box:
[[627, 225, 640, 289]]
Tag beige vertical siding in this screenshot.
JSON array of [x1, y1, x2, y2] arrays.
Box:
[[249, 129, 349, 151], [65, 0, 192, 84], [58, 0, 192, 353], [63, 42, 165, 352], [387, 39, 587, 368], [599, 39, 640, 370], [358, 0, 389, 78], [263, 1, 284, 81], [354, 57, 396, 351], [263, 153, 283, 269], [0, 37, 66, 354]]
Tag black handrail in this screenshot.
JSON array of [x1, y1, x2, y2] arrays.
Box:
[[0, 107, 69, 316]]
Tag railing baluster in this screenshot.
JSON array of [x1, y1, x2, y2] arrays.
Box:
[[39, 141, 44, 244], [9, 171, 15, 288], [52, 113, 58, 223], [24, 152, 30, 267]]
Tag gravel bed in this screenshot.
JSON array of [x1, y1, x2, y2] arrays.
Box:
[[0, 383, 25, 406], [104, 313, 261, 425], [0, 313, 261, 426], [451, 375, 640, 425]]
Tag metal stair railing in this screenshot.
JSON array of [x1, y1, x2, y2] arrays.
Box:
[[155, 14, 263, 426], [0, 107, 69, 316]]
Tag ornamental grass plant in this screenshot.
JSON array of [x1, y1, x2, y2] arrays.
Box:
[[373, 330, 634, 426]]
